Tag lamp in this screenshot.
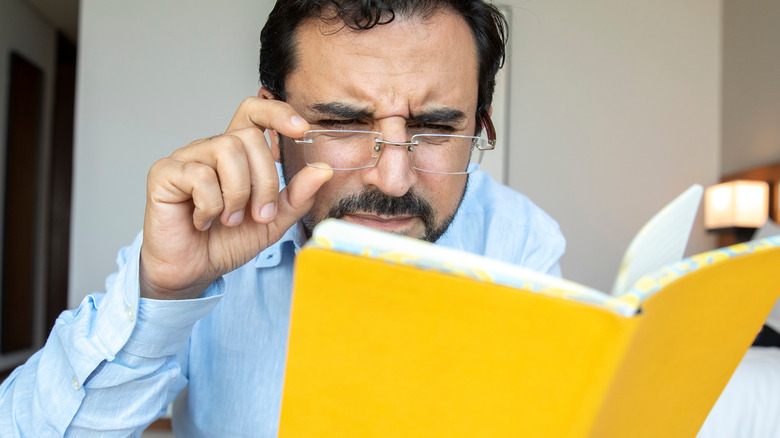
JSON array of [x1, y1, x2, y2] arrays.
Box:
[[704, 180, 770, 230]]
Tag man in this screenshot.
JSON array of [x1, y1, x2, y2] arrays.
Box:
[[0, 1, 564, 436]]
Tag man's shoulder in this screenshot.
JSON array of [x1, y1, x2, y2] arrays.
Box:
[[439, 171, 565, 272], [458, 170, 559, 230]]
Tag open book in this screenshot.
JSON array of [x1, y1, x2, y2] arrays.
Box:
[[303, 184, 704, 317], [279, 185, 780, 438]]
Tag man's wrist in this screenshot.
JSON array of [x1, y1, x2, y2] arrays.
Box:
[[138, 253, 213, 300]]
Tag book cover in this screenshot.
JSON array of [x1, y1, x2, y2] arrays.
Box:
[[279, 186, 780, 437]]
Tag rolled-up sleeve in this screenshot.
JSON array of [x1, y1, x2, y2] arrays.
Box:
[[0, 232, 223, 437]]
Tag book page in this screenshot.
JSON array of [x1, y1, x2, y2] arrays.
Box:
[[309, 219, 640, 316], [611, 184, 703, 296]]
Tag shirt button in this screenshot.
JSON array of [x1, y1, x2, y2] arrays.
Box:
[[71, 377, 81, 390], [124, 305, 135, 322]]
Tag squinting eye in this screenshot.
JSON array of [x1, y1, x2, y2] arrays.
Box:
[[316, 119, 365, 129], [411, 124, 456, 133]]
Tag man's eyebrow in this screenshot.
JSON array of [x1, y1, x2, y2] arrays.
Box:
[[310, 102, 467, 125], [411, 107, 467, 125], [311, 102, 373, 119]]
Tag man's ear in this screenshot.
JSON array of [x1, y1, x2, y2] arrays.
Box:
[[258, 87, 282, 162], [257, 87, 275, 100]]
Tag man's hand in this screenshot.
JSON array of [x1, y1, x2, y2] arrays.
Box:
[[139, 97, 332, 300]]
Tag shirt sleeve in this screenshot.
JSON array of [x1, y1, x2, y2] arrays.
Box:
[[0, 232, 223, 437]]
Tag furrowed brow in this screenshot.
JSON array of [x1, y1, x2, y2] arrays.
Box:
[[311, 102, 373, 119], [310, 102, 467, 126], [411, 107, 467, 125]]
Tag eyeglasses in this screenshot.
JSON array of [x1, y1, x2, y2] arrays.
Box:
[[293, 113, 497, 175]]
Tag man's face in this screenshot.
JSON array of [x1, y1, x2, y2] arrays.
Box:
[[277, 11, 480, 242]]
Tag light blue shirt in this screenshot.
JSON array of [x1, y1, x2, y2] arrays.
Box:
[[0, 170, 565, 437]]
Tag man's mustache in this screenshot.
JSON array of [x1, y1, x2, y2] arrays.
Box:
[[328, 189, 434, 223]]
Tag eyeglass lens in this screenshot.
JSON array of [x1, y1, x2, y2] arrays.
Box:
[[301, 131, 486, 174]]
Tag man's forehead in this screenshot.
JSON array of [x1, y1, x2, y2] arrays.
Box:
[[285, 11, 480, 118]]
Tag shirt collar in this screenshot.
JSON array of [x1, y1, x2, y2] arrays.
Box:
[[253, 221, 308, 268]]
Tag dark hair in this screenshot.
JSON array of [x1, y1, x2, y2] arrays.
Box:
[[259, 0, 507, 119]]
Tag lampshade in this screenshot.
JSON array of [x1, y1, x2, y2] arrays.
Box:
[[704, 180, 769, 230]]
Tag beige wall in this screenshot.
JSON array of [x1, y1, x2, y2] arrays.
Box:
[[71, 0, 723, 303], [722, 0, 780, 175], [503, 1, 721, 290]]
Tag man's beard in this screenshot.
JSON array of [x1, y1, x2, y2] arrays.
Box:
[[301, 188, 458, 243]]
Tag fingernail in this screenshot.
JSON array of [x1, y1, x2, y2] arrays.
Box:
[[290, 116, 307, 128], [260, 202, 276, 219], [228, 210, 244, 226]]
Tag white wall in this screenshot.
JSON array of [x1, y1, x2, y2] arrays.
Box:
[[72, 0, 722, 304], [0, 0, 57, 368], [721, 0, 780, 175], [70, 0, 276, 307], [504, 1, 720, 290]]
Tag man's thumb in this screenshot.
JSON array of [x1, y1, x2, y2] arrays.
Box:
[[272, 164, 333, 230]]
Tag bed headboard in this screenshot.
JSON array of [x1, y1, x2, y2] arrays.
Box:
[[717, 161, 780, 247]]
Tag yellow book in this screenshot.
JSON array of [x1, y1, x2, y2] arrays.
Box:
[[279, 186, 780, 437]]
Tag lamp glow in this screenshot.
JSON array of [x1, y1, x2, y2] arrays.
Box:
[[704, 180, 769, 230]]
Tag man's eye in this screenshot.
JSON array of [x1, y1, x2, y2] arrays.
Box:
[[317, 119, 363, 129], [411, 123, 456, 133]]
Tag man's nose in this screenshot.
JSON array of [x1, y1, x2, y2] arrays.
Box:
[[360, 131, 418, 198]]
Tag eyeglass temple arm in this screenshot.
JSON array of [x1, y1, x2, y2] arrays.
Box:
[[480, 112, 497, 150]]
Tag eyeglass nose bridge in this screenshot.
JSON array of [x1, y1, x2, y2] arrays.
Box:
[[373, 138, 419, 156]]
